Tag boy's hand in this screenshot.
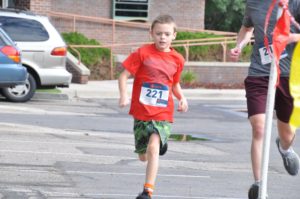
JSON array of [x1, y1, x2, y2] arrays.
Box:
[[177, 97, 188, 112], [119, 95, 129, 108]]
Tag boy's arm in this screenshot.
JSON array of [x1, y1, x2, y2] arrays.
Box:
[[118, 69, 131, 108], [172, 82, 188, 112]]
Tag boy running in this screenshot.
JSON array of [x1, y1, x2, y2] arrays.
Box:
[[118, 14, 188, 199]]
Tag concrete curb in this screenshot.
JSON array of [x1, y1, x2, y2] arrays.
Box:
[[33, 92, 69, 100]]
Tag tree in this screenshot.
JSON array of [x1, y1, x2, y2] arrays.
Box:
[[205, 0, 246, 32]]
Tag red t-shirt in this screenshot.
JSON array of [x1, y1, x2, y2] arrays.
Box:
[[122, 44, 185, 122]]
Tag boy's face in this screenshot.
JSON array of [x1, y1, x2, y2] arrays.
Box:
[[150, 23, 176, 52]]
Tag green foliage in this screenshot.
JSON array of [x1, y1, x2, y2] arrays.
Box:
[[176, 31, 221, 40], [62, 32, 110, 67], [36, 88, 61, 94], [175, 31, 252, 62], [241, 45, 252, 61], [205, 0, 246, 32], [175, 32, 223, 61], [175, 32, 221, 54], [169, 134, 209, 141], [181, 70, 197, 85], [227, 42, 252, 62]]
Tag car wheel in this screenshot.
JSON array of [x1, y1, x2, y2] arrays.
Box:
[[2, 73, 36, 102]]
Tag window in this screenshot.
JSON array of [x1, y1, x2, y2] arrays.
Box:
[[0, 0, 15, 8], [113, 0, 149, 21], [7, 0, 14, 8], [0, 16, 49, 42], [0, 0, 8, 8], [0, 35, 5, 45]]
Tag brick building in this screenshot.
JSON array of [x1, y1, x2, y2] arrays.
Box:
[[0, 0, 205, 44], [1, 0, 247, 86], [1, 0, 205, 54]]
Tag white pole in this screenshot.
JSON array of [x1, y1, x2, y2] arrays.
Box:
[[259, 58, 278, 199]]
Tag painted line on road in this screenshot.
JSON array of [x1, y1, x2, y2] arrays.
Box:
[[152, 195, 245, 199], [66, 170, 210, 178], [0, 149, 136, 160], [0, 122, 132, 138], [0, 104, 100, 116], [0, 139, 132, 148], [0, 166, 210, 179], [88, 193, 246, 199], [42, 191, 246, 199], [0, 184, 247, 198]]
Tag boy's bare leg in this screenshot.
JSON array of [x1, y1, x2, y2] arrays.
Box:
[[145, 133, 160, 185], [139, 153, 147, 162]]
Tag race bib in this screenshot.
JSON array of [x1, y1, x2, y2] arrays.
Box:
[[259, 44, 288, 65], [139, 82, 169, 107]]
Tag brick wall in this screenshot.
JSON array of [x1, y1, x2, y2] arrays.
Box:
[[66, 62, 89, 84], [29, 0, 205, 55], [30, 0, 51, 15], [28, 0, 207, 83], [14, 0, 30, 9], [184, 62, 249, 85], [51, 0, 111, 18], [46, 0, 205, 29], [149, 0, 205, 29], [115, 60, 248, 86]]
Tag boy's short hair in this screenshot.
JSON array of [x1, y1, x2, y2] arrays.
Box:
[[151, 14, 177, 32]]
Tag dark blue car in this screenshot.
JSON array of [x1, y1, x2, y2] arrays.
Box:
[[0, 27, 27, 100]]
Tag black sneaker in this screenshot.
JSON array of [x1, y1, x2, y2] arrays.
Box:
[[248, 183, 259, 199], [136, 190, 151, 199], [276, 137, 300, 176], [159, 142, 168, 156]]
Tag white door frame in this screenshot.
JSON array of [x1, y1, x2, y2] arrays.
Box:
[[2, 0, 8, 8]]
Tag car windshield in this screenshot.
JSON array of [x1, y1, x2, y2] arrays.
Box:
[[0, 32, 5, 46], [0, 28, 13, 46], [0, 16, 49, 42], [0, 37, 5, 46]]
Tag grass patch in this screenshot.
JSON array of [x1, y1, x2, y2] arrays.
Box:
[[169, 134, 209, 141], [36, 88, 61, 94], [181, 70, 197, 85]]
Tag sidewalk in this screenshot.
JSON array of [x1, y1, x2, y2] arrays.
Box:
[[54, 79, 246, 100]]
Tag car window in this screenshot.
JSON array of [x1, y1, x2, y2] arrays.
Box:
[[0, 28, 12, 46], [0, 36, 5, 46], [0, 16, 49, 42]]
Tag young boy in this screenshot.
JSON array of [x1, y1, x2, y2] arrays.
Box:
[[118, 14, 188, 199]]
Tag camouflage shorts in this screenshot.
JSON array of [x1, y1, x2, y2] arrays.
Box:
[[133, 119, 171, 154]]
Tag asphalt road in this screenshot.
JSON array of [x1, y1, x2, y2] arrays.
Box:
[[0, 97, 299, 199]]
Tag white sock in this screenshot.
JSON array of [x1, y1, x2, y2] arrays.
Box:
[[279, 143, 294, 154], [254, 180, 260, 185]]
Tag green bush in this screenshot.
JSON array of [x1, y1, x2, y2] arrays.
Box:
[[62, 32, 110, 67], [181, 70, 197, 85], [241, 45, 252, 61], [227, 42, 252, 62], [205, 0, 246, 32], [175, 31, 252, 62], [175, 32, 221, 61]]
